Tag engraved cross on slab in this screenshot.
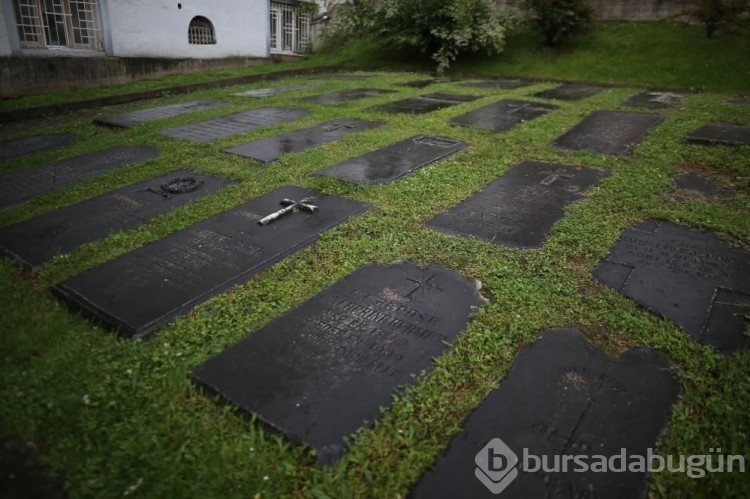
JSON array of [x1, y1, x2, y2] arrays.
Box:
[[323, 122, 357, 132], [648, 92, 682, 105], [539, 168, 574, 185], [258, 197, 319, 226]]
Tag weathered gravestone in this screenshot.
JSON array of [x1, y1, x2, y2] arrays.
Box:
[[159, 107, 309, 143], [673, 172, 731, 199], [400, 79, 440, 89], [532, 83, 605, 101], [0, 145, 160, 209], [318, 135, 468, 185], [594, 220, 750, 354], [411, 329, 680, 499], [623, 92, 684, 109], [0, 133, 75, 160], [302, 88, 395, 105], [224, 118, 382, 164], [684, 123, 750, 147], [309, 73, 373, 80], [53, 186, 369, 339], [368, 93, 481, 115], [461, 79, 533, 90], [427, 161, 609, 247], [450, 99, 558, 133], [0, 170, 228, 272], [233, 84, 321, 98], [554, 110, 664, 156], [93, 100, 227, 128], [190, 261, 483, 464]]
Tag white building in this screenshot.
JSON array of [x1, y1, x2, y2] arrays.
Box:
[[0, 0, 324, 58]]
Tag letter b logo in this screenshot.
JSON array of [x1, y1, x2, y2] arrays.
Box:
[[475, 438, 519, 494]]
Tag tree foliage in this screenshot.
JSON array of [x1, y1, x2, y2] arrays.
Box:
[[686, 0, 750, 38], [523, 0, 594, 47]]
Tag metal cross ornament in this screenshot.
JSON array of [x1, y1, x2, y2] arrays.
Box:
[[257, 197, 319, 226]]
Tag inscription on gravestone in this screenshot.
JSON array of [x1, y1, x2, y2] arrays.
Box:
[[368, 93, 481, 115], [554, 110, 664, 156], [594, 220, 750, 353], [159, 107, 310, 143], [531, 83, 605, 101], [302, 88, 395, 105], [0, 133, 75, 160], [411, 329, 680, 499], [461, 79, 532, 90], [0, 169, 228, 272], [190, 261, 483, 464], [223, 118, 382, 164], [623, 92, 684, 109], [318, 135, 468, 185], [427, 161, 609, 247], [94, 100, 227, 128], [685, 123, 750, 147], [53, 186, 369, 339], [0, 145, 160, 209], [450, 99, 558, 133]]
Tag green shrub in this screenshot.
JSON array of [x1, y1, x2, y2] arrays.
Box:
[[687, 0, 750, 38], [524, 0, 594, 46]]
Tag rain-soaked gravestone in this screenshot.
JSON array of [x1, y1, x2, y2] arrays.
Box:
[[302, 88, 395, 105], [411, 329, 680, 499], [159, 107, 309, 143], [0, 145, 160, 209], [554, 110, 664, 156], [224, 118, 382, 164], [673, 172, 731, 199], [233, 84, 321, 98], [428, 161, 608, 247], [461, 79, 532, 90], [93, 100, 227, 128], [685, 123, 750, 147], [594, 220, 750, 353], [0, 133, 75, 160], [318, 135, 468, 185], [309, 73, 373, 80], [450, 99, 558, 133], [368, 93, 481, 115], [400, 79, 440, 89], [53, 186, 369, 339], [0, 170, 228, 272], [532, 83, 605, 101], [623, 91, 684, 109], [190, 261, 483, 464]]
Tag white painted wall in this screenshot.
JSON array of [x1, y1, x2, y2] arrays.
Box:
[[0, 3, 13, 55], [106, 0, 269, 58]]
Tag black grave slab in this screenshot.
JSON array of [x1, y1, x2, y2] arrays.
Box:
[[428, 161, 608, 247], [224, 118, 382, 164], [233, 84, 321, 98], [53, 186, 369, 339], [400, 79, 440, 89], [531, 83, 605, 101], [159, 107, 310, 143], [554, 110, 664, 156], [0, 145, 160, 209], [190, 261, 483, 464], [461, 79, 533, 90], [674, 172, 731, 199], [309, 73, 373, 80], [302, 88, 395, 105], [623, 91, 684, 109], [0, 133, 75, 160], [684, 123, 750, 147], [450, 99, 558, 133], [318, 135, 468, 185], [411, 329, 680, 499], [0, 170, 228, 272], [594, 221, 750, 353], [367, 93, 480, 115], [93, 100, 227, 128]]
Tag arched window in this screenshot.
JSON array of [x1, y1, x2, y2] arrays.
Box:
[[188, 16, 215, 45]]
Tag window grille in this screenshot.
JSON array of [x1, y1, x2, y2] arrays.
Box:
[[269, 1, 311, 55], [188, 16, 216, 45], [13, 0, 102, 50]]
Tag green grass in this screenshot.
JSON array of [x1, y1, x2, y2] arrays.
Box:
[[0, 59, 749, 497]]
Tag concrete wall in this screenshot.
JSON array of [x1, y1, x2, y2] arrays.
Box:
[[0, 2, 12, 55], [496, 0, 688, 20]]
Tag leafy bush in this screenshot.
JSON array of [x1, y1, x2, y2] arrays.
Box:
[[523, 0, 594, 46], [323, 0, 507, 73], [686, 0, 750, 38]]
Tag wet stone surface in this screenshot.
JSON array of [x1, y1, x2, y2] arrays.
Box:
[[190, 261, 483, 464], [531, 83, 606, 101], [302, 88, 396, 105], [553, 110, 664, 156], [450, 99, 558, 133], [673, 172, 732, 199], [623, 91, 684, 109], [233, 84, 321, 98], [93, 100, 227, 128], [684, 123, 750, 147], [460, 79, 533, 90], [53, 186, 370, 339], [411, 329, 680, 499], [368, 93, 481, 115], [0, 133, 75, 160], [594, 220, 750, 353]]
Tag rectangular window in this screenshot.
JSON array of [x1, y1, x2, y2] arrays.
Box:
[[269, 1, 311, 55], [13, 0, 103, 51]]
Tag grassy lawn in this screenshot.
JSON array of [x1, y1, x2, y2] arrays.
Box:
[[1, 21, 749, 499]]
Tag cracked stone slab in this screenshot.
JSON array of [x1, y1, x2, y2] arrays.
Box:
[[318, 135, 467, 185], [450, 99, 558, 132], [52, 186, 370, 339], [159, 107, 310, 143], [427, 161, 609, 247], [0, 169, 229, 272], [368, 93, 482, 115], [190, 261, 483, 464], [684, 123, 750, 147], [224, 118, 382, 164], [411, 329, 680, 499], [0, 145, 160, 209], [302, 88, 396, 105], [531, 84, 606, 101], [623, 92, 684, 109], [93, 100, 227, 128], [0, 133, 75, 160], [594, 220, 750, 353], [554, 110, 664, 156]]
